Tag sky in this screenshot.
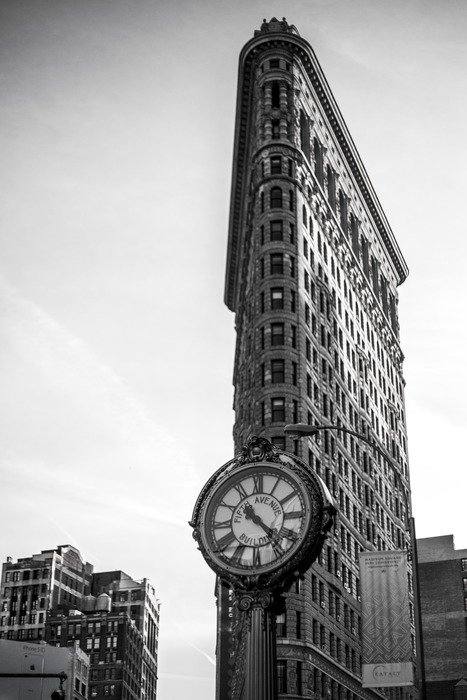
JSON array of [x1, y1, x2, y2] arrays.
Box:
[[0, 0, 466, 698]]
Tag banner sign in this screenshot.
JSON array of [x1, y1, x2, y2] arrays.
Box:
[[359, 550, 413, 687]]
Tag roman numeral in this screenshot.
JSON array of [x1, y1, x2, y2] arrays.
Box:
[[213, 518, 231, 529], [280, 491, 298, 507], [269, 477, 280, 496], [219, 501, 235, 512], [253, 549, 262, 567], [272, 540, 285, 558], [252, 474, 264, 493], [230, 544, 246, 565], [216, 531, 236, 551], [283, 510, 304, 520], [233, 482, 248, 500], [278, 526, 299, 542]]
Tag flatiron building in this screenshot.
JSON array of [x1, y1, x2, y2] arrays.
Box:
[[221, 17, 418, 700]]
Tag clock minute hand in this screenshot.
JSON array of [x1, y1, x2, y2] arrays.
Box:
[[244, 503, 276, 539]]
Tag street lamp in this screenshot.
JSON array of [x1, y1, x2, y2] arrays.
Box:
[[283, 422, 426, 699]]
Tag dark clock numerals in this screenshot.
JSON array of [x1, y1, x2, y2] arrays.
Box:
[[204, 466, 311, 573], [277, 526, 299, 542], [283, 510, 304, 520], [272, 539, 285, 558], [269, 477, 280, 497], [280, 491, 298, 507], [252, 549, 262, 567], [230, 544, 247, 565], [213, 518, 232, 529], [219, 501, 236, 512], [215, 531, 236, 551], [252, 474, 263, 493], [233, 482, 248, 500]]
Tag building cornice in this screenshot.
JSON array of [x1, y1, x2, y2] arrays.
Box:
[[225, 27, 409, 312]]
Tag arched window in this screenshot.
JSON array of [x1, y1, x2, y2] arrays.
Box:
[[270, 187, 283, 208]]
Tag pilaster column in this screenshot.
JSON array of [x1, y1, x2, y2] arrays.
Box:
[[237, 590, 280, 700]]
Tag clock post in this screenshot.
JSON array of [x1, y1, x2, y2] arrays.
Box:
[[190, 436, 335, 700]]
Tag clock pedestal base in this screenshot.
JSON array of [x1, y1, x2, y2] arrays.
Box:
[[238, 591, 278, 700]]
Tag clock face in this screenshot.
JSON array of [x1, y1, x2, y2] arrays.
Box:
[[200, 463, 311, 575]]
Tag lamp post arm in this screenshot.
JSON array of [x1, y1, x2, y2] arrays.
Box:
[[284, 422, 410, 520]]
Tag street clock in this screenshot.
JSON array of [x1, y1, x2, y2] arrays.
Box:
[[190, 436, 335, 592]]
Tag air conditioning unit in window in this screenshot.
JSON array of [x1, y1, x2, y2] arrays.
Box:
[[336, 571, 341, 578], [351, 627, 356, 635], [336, 615, 341, 622], [357, 595, 361, 602], [320, 601, 326, 608]]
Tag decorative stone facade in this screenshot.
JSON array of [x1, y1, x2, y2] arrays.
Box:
[[221, 17, 418, 700]]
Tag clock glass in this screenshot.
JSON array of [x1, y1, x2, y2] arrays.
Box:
[[200, 463, 311, 574]]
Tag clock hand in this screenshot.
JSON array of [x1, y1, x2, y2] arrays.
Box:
[[244, 503, 277, 539]]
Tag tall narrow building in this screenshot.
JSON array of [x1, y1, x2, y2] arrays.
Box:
[[222, 17, 418, 700]]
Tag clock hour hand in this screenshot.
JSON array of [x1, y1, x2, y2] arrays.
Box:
[[244, 502, 277, 539]]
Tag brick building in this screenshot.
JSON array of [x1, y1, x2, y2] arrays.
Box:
[[46, 606, 143, 699], [0, 545, 93, 643], [221, 17, 418, 700], [0, 546, 160, 700], [417, 535, 467, 700]]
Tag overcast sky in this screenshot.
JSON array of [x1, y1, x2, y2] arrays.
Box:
[[1, 1, 466, 698]]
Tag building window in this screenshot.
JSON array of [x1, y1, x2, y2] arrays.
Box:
[[276, 612, 286, 637], [289, 255, 295, 277], [271, 323, 284, 346], [271, 120, 280, 139], [462, 559, 467, 571], [314, 138, 324, 186], [271, 80, 281, 109], [270, 187, 282, 208], [270, 287, 284, 310], [269, 59, 280, 69], [296, 660, 302, 695], [270, 156, 282, 174], [290, 290, 296, 312], [270, 253, 284, 274], [271, 360, 285, 384], [296, 611, 302, 639], [270, 220, 283, 241], [291, 324, 297, 348], [300, 109, 311, 161], [271, 398, 285, 422], [327, 164, 336, 211], [277, 661, 287, 694], [272, 435, 285, 450]]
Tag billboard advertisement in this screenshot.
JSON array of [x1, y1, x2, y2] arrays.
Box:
[[0, 640, 72, 699], [359, 550, 413, 688]]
